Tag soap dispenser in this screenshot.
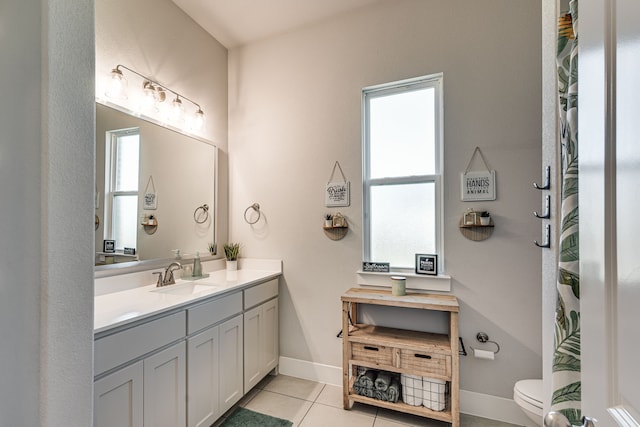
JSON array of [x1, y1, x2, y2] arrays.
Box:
[[193, 251, 202, 277]]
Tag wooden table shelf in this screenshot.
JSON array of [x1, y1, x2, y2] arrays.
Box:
[[341, 288, 459, 426]]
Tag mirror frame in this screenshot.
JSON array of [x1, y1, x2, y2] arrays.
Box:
[[95, 99, 219, 277]]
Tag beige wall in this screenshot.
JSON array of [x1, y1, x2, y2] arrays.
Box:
[[229, 0, 542, 398], [96, 0, 230, 249]]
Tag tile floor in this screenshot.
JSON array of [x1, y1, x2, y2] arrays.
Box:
[[213, 375, 523, 427]]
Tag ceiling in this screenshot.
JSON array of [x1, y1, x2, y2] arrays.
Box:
[[171, 0, 381, 48]]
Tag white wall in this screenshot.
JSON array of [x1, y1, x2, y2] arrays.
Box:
[[96, 0, 230, 248], [0, 0, 94, 425], [229, 0, 542, 398]]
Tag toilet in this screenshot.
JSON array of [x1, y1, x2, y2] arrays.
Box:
[[514, 379, 543, 426]]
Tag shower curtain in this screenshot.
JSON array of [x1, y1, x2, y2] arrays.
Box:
[[552, 0, 581, 424]]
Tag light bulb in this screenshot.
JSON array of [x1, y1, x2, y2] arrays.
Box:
[[170, 96, 184, 122], [105, 68, 127, 99], [192, 108, 204, 131], [141, 82, 157, 111]]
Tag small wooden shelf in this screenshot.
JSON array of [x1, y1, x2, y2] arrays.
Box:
[[341, 288, 459, 426], [323, 224, 348, 240], [459, 218, 494, 241]]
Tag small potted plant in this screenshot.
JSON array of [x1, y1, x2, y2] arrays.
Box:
[[224, 242, 240, 271], [207, 242, 216, 255], [324, 213, 333, 228], [479, 211, 491, 226]]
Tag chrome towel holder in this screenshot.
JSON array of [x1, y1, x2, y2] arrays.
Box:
[[193, 204, 209, 224], [244, 203, 261, 224]]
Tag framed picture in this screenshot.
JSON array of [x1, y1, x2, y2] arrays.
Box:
[[460, 170, 496, 201], [325, 181, 350, 207], [415, 254, 437, 275], [103, 240, 115, 253], [144, 192, 158, 210]]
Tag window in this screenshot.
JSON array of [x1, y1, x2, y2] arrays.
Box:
[[104, 128, 140, 251], [362, 74, 443, 270]]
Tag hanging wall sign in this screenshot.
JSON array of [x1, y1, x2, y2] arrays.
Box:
[[461, 147, 497, 201], [325, 161, 350, 207], [143, 176, 158, 210]]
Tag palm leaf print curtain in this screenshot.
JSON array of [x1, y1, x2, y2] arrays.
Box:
[[552, 0, 581, 424]]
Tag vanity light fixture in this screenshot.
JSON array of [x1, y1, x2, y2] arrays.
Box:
[[105, 64, 205, 131], [106, 67, 127, 99]]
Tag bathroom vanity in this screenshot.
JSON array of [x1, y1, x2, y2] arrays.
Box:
[[93, 261, 281, 427], [341, 288, 459, 426]]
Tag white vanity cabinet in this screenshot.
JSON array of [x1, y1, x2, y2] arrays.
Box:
[[243, 279, 279, 392], [94, 361, 143, 427], [186, 293, 243, 427], [94, 312, 186, 427], [94, 272, 281, 427], [143, 342, 186, 427]]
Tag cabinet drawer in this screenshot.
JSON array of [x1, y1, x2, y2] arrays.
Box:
[[244, 279, 278, 309], [95, 311, 186, 376], [188, 292, 242, 334], [398, 349, 451, 377], [351, 342, 393, 366]]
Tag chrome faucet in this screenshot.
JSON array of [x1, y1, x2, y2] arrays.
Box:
[[152, 261, 182, 287]]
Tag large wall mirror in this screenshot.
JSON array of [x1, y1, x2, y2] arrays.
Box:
[[95, 102, 217, 271]]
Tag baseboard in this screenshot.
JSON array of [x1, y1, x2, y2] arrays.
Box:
[[278, 356, 536, 426], [278, 356, 343, 386], [460, 389, 537, 426]]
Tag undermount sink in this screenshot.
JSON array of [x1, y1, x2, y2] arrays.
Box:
[[150, 282, 218, 296]]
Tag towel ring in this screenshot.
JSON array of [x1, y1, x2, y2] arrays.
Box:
[[244, 203, 261, 224], [194, 204, 209, 224]]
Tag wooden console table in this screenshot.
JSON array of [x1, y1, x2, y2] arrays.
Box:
[[341, 288, 459, 426]]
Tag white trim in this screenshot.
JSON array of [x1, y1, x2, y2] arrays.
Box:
[[278, 356, 342, 386], [356, 271, 451, 292], [278, 356, 536, 426], [460, 389, 537, 427], [362, 73, 444, 272]]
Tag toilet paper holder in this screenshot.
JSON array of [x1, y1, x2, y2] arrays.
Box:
[[472, 332, 501, 354]]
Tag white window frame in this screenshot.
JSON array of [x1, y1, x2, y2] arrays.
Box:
[[104, 127, 140, 251], [362, 73, 444, 272]]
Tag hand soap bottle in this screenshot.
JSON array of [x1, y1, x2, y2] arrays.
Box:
[[193, 251, 202, 277]]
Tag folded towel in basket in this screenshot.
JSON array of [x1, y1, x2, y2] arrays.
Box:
[[400, 374, 423, 406]]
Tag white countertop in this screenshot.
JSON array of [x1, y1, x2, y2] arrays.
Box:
[[95, 260, 282, 334]]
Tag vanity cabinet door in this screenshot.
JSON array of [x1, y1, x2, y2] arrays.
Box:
[[94, 361, 143, 427], [262, 297, 279, 373], [143, 341, 186, 427], [187, 326, 220, 427], [244, 297, 279, 392], [219, 314, 244, 414]]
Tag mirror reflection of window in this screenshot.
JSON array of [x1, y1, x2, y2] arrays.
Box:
[[105, 128, 140, 251]]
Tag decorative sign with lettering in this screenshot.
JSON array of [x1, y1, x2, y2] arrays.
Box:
[[362, 262, 390, 273], [415, 254, 437, 275], [103, 240, 115, 253], [325, 161, 350, 207], [461, 170, 496, 201], [143, 176, 158, 210]]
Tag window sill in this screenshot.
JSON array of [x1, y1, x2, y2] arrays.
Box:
[[356, 270, 451, 292]]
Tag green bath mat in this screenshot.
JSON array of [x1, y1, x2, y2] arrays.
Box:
[[218, 407, 293, 427]]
